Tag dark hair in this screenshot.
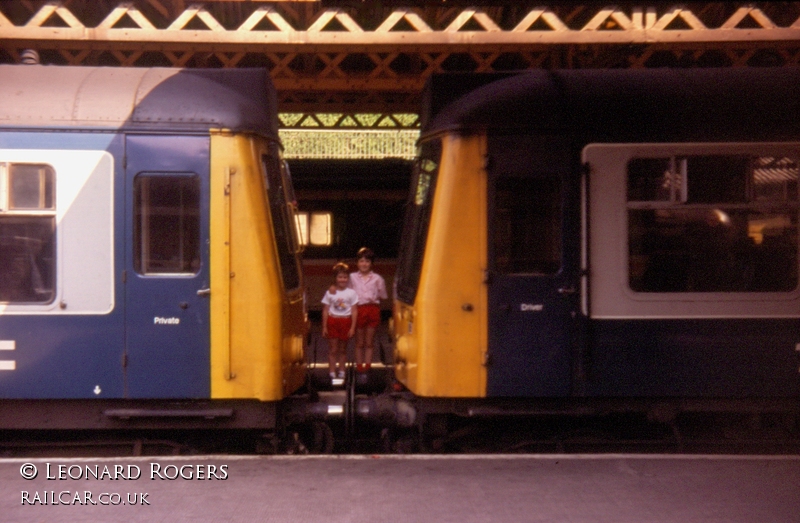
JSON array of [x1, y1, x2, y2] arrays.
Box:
[[332, 262, 349, 277], [356, 247, 375, 262]]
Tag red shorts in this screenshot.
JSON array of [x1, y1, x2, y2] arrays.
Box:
[[356, 303, 380, 329], [326, 316, 352, 341]]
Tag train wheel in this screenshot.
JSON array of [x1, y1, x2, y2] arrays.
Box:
[[380, 427, 420, 454], [255, 433, 280, 454], [285, 421, 334, 454], [310, 421, 335, 454]]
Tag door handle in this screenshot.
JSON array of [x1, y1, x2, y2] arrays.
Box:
[[197, 288, 211, 297]]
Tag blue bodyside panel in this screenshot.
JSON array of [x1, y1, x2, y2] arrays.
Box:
[[0, 131, 212, 400], [0, 132, 117, 151], [586, 319, 800, 397], [0, 317, 125, 398], [0, 132, 126, 399]]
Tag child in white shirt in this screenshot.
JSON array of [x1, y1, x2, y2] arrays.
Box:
[[321, 262, 358, 379]]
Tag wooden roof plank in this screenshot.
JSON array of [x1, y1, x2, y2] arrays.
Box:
[[4, 24, 800, 45]]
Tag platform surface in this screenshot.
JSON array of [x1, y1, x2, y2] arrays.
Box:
[[2, 454, 798, 522]]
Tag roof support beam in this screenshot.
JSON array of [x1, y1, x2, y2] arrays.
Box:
[[2, 4, 798, 47], [2, 2, 798, 119]]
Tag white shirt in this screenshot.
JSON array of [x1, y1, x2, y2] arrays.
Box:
[[348, 271, 388, 305], [321, 288, 359, 317]]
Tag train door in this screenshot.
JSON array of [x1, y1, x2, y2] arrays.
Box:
[[486, 135, 578, 397], [123, 135, 210, 398]]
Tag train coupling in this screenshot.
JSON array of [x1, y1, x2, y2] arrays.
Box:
[[354, 394, 417, 428], [284, 392, 346, 423]]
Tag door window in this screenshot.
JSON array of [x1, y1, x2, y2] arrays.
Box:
[[493, 175, 561, 275], [133, 174, 200, 275]]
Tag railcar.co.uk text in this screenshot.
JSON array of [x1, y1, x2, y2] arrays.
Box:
[[18, 462, 228, 506]]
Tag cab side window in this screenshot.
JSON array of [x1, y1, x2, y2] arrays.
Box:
[[262, 147, 301, 291], [0, 163, 56, 303]]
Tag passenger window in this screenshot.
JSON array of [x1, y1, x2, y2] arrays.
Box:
[[296, 211, 333, 247], [0, 163, 56, 303], [9, 163, 55, 209], [628, 154, 799, 293], [627, 158, 683, 203], [134, 175, 200, 275]]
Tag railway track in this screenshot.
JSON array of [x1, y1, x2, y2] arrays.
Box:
[[2, 412, 797, 457]]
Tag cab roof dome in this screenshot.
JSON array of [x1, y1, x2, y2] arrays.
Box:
[[0, 65, 279, 139]]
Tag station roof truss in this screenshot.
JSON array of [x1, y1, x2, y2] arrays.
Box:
[[1, 1, 799, 159]]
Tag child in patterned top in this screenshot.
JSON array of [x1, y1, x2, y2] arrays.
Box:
[[321, 262, 358, 379]]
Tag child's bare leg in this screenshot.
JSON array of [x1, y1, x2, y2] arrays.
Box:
[[328, 338, 339, 376], [354, 328, 366, 367], [337, 344, 348, 375], [364, 326, 376, 368]]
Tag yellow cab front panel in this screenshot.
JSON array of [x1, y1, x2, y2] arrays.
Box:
[[394, 133, 488, 397], [209, 132, 306, 402]]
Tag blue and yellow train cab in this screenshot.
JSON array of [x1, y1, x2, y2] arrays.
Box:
[[0, 65, 306, 429], [393, 68, 800, 421]]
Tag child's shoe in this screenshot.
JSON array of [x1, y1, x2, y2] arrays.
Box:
[[337, 370, 345, 379]]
